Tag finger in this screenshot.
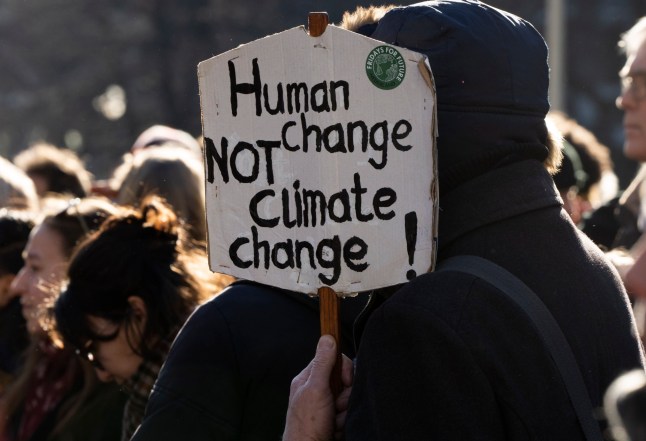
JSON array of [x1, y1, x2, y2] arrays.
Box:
[[335, 409, 347, 427], [289, 360, 314, 396], [334, 410, 347, 440], [307, 335, 337, 389], [335, 386, 352, 413]]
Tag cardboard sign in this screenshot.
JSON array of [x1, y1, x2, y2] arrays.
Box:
[[198, 25, 437, 295]]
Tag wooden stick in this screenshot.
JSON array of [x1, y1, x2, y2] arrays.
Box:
[[308, 12, 329, 37], [319, 286, 342, 397]]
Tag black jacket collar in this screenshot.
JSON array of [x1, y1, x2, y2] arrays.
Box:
[[438, 160, 563, 252]]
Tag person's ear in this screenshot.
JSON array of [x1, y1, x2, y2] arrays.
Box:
[[127, 296, 148, 328]]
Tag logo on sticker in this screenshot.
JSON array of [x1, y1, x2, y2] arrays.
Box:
[[365, 45, 406, 90]]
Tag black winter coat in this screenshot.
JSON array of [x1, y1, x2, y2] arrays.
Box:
[[346, 161, 645, 440], [131, 281, 366, 441]]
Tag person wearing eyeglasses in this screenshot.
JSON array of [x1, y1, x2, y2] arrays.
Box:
[[52, 195, 229, 441], [616, 19, 646, 335], [581, 18, 646, 343], [0, 197, 125, 441], [617, 19, 646, 167], [583, 19, 646, 257]]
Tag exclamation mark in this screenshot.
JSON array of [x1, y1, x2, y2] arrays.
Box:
[[405, 212, 417, 280]]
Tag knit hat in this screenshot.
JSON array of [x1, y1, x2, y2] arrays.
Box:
[[366, 0, 551, 193]]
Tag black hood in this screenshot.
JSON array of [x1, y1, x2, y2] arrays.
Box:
[[367, 0, 551, 193]]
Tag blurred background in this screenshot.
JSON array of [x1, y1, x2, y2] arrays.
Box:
[[0, 0, 644, 185]]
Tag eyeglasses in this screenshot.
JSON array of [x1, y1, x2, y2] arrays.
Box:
[[620, 73, 646, 102], [76, 340, 106, 371], [74, 318, 124, 372]]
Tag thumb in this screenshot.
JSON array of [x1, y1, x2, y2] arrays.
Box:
[[308, 335, 337, 386]]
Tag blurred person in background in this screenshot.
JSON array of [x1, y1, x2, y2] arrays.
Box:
[[92, 124, 202, 200], [130, 125, 202, 159], [583, 17, 646, 256], [0, 210, 35, 392], [0, 158, 38, 211], [604, 369, 646, 441], [548, 110, 618, 225], [552, 137, 589, 223], [53, 196, 230, 441], [0, 159, 39, 390], [111, 146, 208, 244], [13, 143, 93, 200], [0, 197, 125, 441], [590, 17, 646, 345]]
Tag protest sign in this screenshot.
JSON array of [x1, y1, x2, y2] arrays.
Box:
[[198, 22, 438, 295]]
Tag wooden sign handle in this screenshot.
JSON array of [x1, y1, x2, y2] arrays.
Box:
[[319, 286, 342, 397], [308, 12, 329, 37]]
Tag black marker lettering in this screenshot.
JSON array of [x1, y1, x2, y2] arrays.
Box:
[[392, 119, 413, 151], [271, 240, 294, 269], [252, 226, 270, 269], [229, 237, 252, 268], [328, 190, 352, 223], [256, 140, 280, 185], [351, 173, 373, 222], [323, 123, 346, 153], [374, 187, 397, 220], [300, 113, 321, 152], [204, 136, 228, 183], [230, 141, 259, 183], [263, 82, 285, 115], [249, 189, 279, 227], [316, 236, 342, 285], [311, 81, 330, 112], [330, 80, 350, 111], [287, 83, 309, 114], [368, 121, 388, 169], [228, 58, 261, 117], [343, 236, 369, 272]]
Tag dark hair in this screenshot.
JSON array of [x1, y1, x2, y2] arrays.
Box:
[[14, 142, 93, 198], [41, 197, 117, 259], [0, 157, 38, 210], [55, 196, 209, 361], [0, 198, 117, 437], [0, 209, 35, 276], [115, 146, 207, 243], [553, 140, 587, 192], [548, 110, 612, 197]]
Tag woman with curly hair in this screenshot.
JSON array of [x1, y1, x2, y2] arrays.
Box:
[[54, 195, 230, 440]]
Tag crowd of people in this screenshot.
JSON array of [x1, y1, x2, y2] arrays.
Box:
[[2, 1, 646, 440], [0, 129, 235, 440]]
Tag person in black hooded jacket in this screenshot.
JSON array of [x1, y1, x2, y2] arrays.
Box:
[[130, 279, 367, 441], [283, 2, 646, 440]]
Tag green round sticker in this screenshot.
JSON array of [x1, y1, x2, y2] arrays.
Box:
[[365, 45, 406, 90]]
